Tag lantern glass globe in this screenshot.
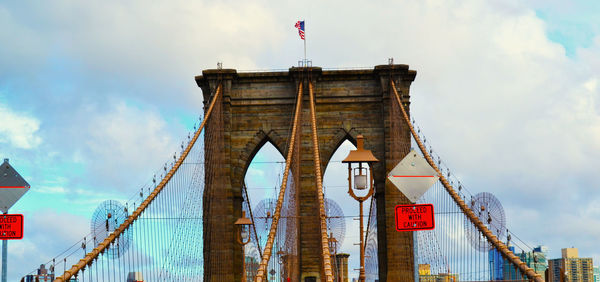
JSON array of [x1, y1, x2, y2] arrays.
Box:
[[354, 174, 367, 190]]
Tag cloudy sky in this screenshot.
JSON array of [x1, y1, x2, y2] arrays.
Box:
[[1, 0, 600, 280]]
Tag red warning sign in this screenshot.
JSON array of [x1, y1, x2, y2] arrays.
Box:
[[395, 204, 434, 232], [0, 214, 23, 240]]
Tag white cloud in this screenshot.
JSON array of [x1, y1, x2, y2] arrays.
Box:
[[7, 209, 89, 280], [0, 1, 285, 111], [0, 6, 46, 77], [2, 0, 600, 279], [246, 167, 266, 178], [0, 102, 42, 149], [83, 101, 178, 191], [36, 186, 67, 194]]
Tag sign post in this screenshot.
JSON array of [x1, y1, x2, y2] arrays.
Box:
[[0, 159, 30, 282], [386, 150, 439, 280]]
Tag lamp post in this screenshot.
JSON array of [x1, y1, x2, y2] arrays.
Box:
[[342, 135, 379, 282], [235, 211, 253, 282]]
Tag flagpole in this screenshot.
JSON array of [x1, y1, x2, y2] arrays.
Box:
[[303, 19, 306, 65]]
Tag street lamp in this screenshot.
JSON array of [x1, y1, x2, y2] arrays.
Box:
[[235, 211, 253, 282], [342, 135, 379, 282]]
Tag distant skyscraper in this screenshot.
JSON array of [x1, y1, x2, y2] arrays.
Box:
[[562, 248, 579, 259], [548, 247, 593, 282], [126, 272, 143, 282], [502, 246, 522, 280], [518, 246, 548, 280], [489, 245, 548, 281], [489, 247, 506, 280], [593, 265, 599, 282]]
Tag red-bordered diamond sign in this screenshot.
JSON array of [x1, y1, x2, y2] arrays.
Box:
[[387, 150, 439, 203], [0, 158, 31, 213], [395, 204, 434, 232], [0, 214, 23, 240]]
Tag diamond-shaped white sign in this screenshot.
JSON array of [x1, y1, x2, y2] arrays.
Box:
[[0, 159, 30, 213], [387, 150, 439, 203]]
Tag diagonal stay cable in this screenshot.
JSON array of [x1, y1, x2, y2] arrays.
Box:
[[254, 81, 303, 282], [307, 81, 334, 281], [55, 83, 223, 281], [243, 182, 263, 259], [389, 80, 543, 282]]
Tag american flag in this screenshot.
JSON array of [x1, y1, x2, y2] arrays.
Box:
[[294, 21, 305, 40]]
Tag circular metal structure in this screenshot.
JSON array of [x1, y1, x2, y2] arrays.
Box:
[[364, 233, 379, 278], [364, 200, 379, 278], [252, 198, 277, 246], [324, 198, 346, 253], [244, 242, 261, 276], [465, 192, 506, 252], [90, 200, 131, 259]]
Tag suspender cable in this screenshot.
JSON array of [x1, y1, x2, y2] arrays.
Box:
[[307, 81, 335, 281], [389, 80, 542, 282], [55, 83, 223, 282], [255, 81, 304, 282]]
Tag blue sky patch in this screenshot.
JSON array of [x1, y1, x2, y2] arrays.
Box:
[[535, 4, 599, 57]]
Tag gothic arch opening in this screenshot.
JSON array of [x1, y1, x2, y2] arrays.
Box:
[[243, 140, 296, 281]]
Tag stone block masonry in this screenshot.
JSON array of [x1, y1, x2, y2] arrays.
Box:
[[196, 64, 417, 281]]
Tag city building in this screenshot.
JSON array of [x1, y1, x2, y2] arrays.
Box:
[[490, 245, 516, 280], [417, 264, 458, 281], [593, 265, 599, 282], [489, 247, 506, 280], [22, 264, 55, 282], [502, 246, 522, 280], [419, 264, 431, 276], [490, 245, 548, 280], [518, 245, 548, 280], [419, 272, 458, 282], [126, 272, 144, 282], [547, 247, 594, 282]]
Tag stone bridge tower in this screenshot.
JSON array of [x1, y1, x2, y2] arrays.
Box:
[[196, 64, 417, 281]]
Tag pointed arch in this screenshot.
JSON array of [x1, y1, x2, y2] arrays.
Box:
[[322, 135, 359, 277], [234, 129, 287, 189], [322, 127, 384, 279], [321, 128, 357, 169], [240, 130, 294, 282]]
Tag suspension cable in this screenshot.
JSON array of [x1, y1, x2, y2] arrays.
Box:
[[389, 80, 542, 282], [243, 182, 263, 259], [55, 83, 223, 281], [308, 81, 335, 281], [255, 81, 304, 281]]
